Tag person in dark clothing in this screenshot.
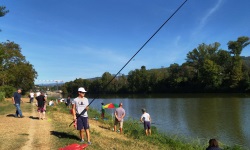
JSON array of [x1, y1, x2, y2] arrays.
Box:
[[66, 96, 71, 108], [12, 88, 24, 118], [206, 139, 222, 150], [36, 91, 47, 120]]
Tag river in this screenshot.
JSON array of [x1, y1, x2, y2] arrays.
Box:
[[87, 93, 250, 149]]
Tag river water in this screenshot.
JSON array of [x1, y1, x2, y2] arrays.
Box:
[[88, 93, 250, 149]]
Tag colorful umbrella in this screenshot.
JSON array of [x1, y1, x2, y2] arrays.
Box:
[[103, 103, 119, 109]]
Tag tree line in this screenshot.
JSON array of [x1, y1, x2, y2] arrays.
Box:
[[61, 36, 250, 96]]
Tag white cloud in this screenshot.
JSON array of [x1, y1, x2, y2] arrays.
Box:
[[200, 0, 223, 28]]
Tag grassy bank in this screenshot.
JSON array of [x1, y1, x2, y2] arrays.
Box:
[[0, 98, 246, 150], [45, 102, 245, 150]]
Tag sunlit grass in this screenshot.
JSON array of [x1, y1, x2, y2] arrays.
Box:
[[45, 100, 246, 150]]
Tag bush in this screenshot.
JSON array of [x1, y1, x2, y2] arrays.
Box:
[[0, 92, 5, 101], [0, 85, 15, 98]]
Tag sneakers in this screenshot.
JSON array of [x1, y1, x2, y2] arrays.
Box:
[[79, 139, 91, 145]]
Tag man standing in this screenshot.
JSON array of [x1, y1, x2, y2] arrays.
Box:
[[140, 108, 151, 136], [12, 88, 24, 118], [114, 103, 126, 134], [36, 91, 47, 120], [72, 87, 91, 145]]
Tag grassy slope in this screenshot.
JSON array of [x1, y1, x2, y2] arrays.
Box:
[[46, 102, 245, 150], [0, 98, 245, 150]]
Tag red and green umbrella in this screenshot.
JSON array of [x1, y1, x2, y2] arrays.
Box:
[[103, 103, 119, 109]]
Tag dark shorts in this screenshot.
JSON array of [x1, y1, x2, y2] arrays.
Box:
[[144, 121, 151, 130], [37, 107, 45, 113], [77, 116, 89, 130]]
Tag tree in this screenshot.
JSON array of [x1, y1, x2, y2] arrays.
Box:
[[101, 72, 115, 93], [0, 6, 9, 32], [168, 63, 182, 88], [228, 36, 250, 88], [201, 59, 222, 89], [186, 42, 221, 88], [0, 41, 37, 93], [228, 36, 250, 57], [127, 66, 149, 93], [0, 6, 9, 17]]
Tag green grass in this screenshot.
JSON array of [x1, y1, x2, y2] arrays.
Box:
[[89, 110, 246, 150], [45, 101, 246, 150], [0, 100, 32, 115], [0, 101, 14, 115], [0, 98, 246, 150]]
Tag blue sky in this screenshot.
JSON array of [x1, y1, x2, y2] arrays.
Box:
[[1, 0, 250, 84]]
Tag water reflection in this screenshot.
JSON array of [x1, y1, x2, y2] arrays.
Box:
[[89, 95, 250, 148]]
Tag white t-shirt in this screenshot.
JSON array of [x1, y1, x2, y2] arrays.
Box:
[[72, 97, 89, 117], [49, 100, 54, 106], [36, 92, 41, 97], [30, 92, 34, 98], [141, 112, 150, 122]]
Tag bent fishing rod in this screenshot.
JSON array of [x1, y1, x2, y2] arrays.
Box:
[[69, 0, 188, 127]]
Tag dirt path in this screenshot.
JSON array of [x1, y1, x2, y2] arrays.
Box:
[[21, 102, 52, 150], [0, 98, 52, 150]]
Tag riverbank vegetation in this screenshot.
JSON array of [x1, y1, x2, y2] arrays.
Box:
[[61, 36, 250, 96], [45, 101, 244, 150], [0, 99, 245, 149]]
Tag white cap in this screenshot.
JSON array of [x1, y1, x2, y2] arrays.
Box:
[[78, 87, 87, 93]]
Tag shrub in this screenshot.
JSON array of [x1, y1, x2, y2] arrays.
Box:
[[0, 92, 5, 101], [0, 85, 15, 98]]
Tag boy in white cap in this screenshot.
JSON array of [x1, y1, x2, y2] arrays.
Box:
[[72, 87, 91, 144]]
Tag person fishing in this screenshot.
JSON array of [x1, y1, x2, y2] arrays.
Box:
[[140, 108, 151, 136], [72, 87, 91, 145], [114, 103, 126, 134]]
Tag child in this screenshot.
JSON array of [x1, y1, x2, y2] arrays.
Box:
[[140, 108, 151, 136]]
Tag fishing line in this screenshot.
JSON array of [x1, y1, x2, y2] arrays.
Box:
[[69, 0, 188, 127]]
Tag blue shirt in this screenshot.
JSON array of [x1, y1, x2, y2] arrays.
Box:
[[13, 92, 22, 104]]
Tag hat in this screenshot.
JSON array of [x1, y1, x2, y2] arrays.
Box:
[[142, 108, 146, 112], [78, 87, 87, 93]]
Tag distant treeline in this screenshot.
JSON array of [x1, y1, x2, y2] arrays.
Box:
[[61, 36, 250, 96]]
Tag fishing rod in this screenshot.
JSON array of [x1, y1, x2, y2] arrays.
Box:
[[69, 0, 188, 127]]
